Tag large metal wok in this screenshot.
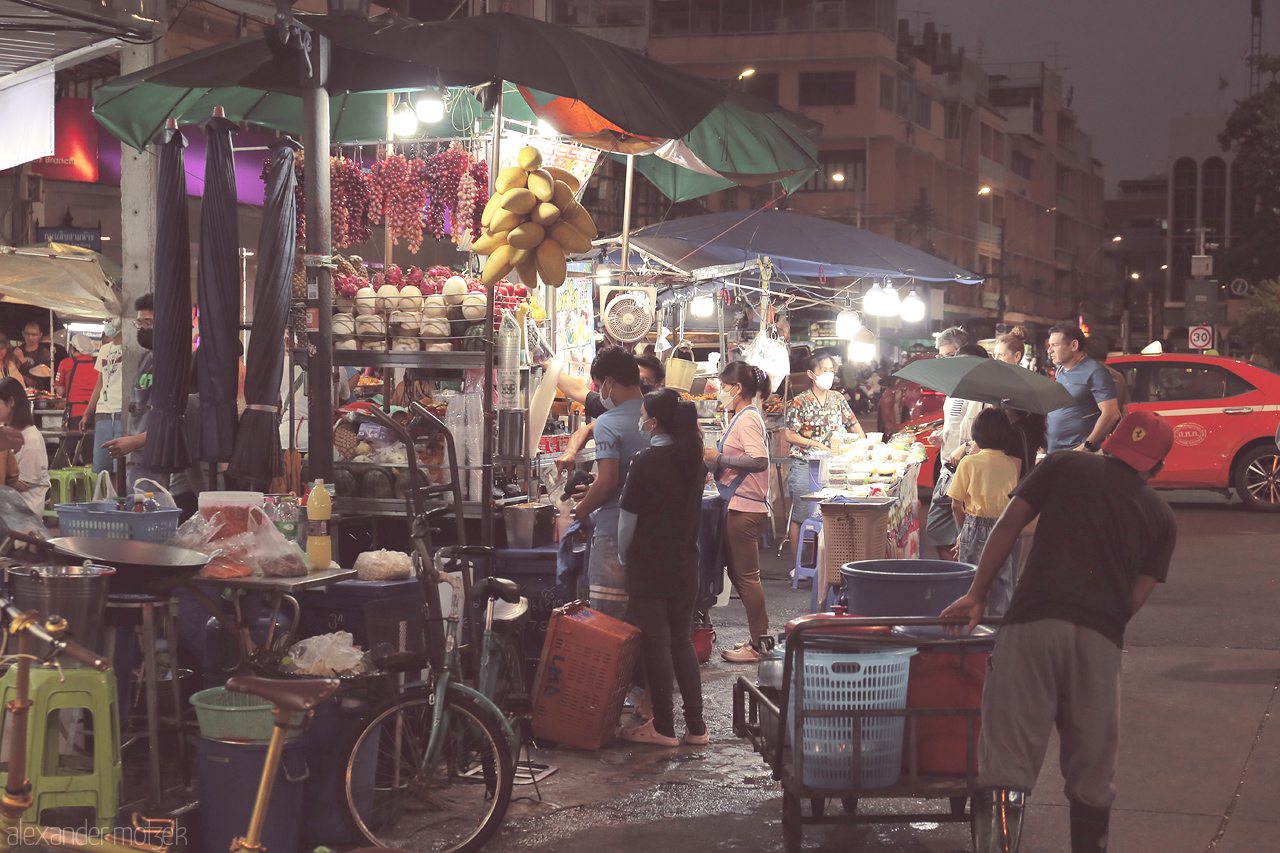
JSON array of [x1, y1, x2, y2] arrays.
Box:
[[4, 531, 211, 595]]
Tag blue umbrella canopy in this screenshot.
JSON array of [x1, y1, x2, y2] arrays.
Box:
[[626, 209, 984, 284]]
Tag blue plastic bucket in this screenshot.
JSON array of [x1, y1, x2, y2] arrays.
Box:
[[840, 559, 977, 617], [301, 682, 381, 844], [196, 736, 306, 853]]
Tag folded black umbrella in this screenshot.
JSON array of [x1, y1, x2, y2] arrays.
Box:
[[226, 138, 299, 488], [195, 115, 241, 462], [142, 127, 192, 472]]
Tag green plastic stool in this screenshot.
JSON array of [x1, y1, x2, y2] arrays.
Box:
[[0, 665, 122, 830], [68, 466, 96, 502], [44, 469, 85, 521]]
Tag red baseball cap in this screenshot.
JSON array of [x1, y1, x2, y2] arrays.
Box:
[[1102, 410, 1174, 472]]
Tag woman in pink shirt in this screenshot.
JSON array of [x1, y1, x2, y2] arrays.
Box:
[[706, 361, 772, 662]]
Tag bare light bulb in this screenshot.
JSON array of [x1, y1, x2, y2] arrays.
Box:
[[391, 100, 419, 138], [849, 327, 876, 363], [900, 290, 926, 323], [691, 296, 714, 318], [414, 91, 445, 124], [835, 309, 861, 338]]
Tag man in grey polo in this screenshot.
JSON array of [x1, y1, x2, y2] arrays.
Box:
[[1045, 325, 1119, 453]]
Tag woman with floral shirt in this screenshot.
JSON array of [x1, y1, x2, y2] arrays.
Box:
[[781, 354, 864, 565]]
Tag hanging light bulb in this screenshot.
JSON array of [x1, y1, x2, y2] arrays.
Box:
[[391, 95, 419, 138], [835, 308, 861, 338], [863, 281, 890, 316], [691, 296, 714, 318], [900, 289, 926, 323], [594, 265, 613, 283], [849, 327, 876, 363], [881, 283, 902, 315], [414, 89, 446, 124]]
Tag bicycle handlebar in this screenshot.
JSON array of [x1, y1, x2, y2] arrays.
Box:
[[0, 594, 109, 670]]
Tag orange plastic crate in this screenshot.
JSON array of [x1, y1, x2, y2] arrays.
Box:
[[531, 603, 641, 750]]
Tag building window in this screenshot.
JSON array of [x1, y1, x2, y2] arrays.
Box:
[[798, 71, 856, 106], [944, 101, 971, 140], [1056, 165, 1071, 194], [979, 123, 993, 159], [914, 93, 931, 129], [1202, 157, 1227, 243], [1011, 150, 1033, 180], [896, 74, 913, 119], [880, 73, 895, 111], [990, 129, 1005, 165], [553, 0, 646, 26], [742, 71, 780, 103], [798, 149, 866, 192]]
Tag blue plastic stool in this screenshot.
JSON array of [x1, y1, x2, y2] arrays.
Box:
[[792, 515, 823, 589]]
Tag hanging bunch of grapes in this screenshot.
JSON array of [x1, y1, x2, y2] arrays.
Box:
[[331, 156, 373, 248], [468, 158, 489, 240], [422, 143, 469, 241]]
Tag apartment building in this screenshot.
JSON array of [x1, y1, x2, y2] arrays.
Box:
[[556, 0, 1109, 336]]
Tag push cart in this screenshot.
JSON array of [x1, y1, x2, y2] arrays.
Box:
[[732, 614, 1000, 852]]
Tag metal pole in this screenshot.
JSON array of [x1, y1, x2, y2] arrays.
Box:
[[716, 291, 726, 363], [304, 39, 334, 483], [480, 86, 502, 548], [619, 153, 635, 291], [384, 93, 395, 268], [996, 217, 1006, 326]]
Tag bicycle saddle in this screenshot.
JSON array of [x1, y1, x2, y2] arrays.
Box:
[[226, 676, 340, 712], [470, 576, 522, 604]]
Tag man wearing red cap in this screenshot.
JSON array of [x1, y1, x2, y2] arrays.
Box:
[[941, 410, 1178, 853]]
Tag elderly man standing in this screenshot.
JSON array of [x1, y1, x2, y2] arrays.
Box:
[[1045, 325, 1119, 454], [941, 411, 1178, 852]]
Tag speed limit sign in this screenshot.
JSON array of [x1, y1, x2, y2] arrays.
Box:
[[1189, 325, 1213, 350]]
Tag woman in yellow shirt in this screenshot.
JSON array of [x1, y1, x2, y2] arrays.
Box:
[[947, 409, 1020, 615]]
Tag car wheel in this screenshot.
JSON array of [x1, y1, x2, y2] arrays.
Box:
[[1233, 443, 1280, 512]]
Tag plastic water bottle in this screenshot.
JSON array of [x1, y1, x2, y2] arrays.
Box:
[[143, 492, 157, 512], [305, 479, 332, 572]]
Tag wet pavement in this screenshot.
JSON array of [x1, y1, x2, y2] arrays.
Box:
[[480, 492, 1280, 853]]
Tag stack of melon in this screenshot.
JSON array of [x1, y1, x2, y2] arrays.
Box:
[[470, 146, 598, 287]]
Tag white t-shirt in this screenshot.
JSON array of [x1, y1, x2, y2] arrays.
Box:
[[16, 424, 48, 514], [94, 342, 124, 414]]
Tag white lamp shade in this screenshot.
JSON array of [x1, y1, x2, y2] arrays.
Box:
[[881, 284, 902, 315], [594, 266, 613, 282], [835, 309, 861, 338], [849, 327, 876, 363], [691, 296, 715, 318], [391, 102, 419, 137], [900, 289, 926, 323], [865, 281, 897, 317]]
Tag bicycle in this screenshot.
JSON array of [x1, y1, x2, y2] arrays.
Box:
[[334, 402, 532, 852], [0, 593, 340, 853]]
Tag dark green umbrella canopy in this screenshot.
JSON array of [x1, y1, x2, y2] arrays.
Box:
[[94, 12, 729, 151], [894, 356, 1076, 415]]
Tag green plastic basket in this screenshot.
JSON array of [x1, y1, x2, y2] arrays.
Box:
[[190, 687, 304, 741]]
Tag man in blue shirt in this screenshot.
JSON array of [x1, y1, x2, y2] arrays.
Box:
[[571, 347, 649, 620], [1045, 325, 1120, 453]]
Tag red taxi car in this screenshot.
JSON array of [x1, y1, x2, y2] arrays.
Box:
[[1110, 354, 1280, 511]]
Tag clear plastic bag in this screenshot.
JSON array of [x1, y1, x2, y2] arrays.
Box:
[[354, 549, 412, 581], [287, 631, 366, 675], [133, 478, 176, 508], [248, 510, 309, 577]]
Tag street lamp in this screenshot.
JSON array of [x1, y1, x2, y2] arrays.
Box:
[[978, 186, 992, 195], [831, 172, 845, 183], [1130, 272, 1140, 280], [1112, 235, 1123, 242], [739, 68, 756, 79]]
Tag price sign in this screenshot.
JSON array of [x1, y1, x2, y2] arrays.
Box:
[[1189, 325, 1213, 350]]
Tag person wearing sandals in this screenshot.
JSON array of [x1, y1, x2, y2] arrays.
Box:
[[616, 389, 708, 746], [707, 361, 773, 663]]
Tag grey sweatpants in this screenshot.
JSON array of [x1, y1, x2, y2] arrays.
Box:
[[977, 619, 1123, 810]]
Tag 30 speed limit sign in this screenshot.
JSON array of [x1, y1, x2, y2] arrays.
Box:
[[1189, 325, 1213, 349]]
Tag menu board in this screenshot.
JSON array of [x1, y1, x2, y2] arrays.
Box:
[[554, 262, 596, 378]]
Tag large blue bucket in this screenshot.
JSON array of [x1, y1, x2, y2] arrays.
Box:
[[196, 736, 306, 853], [840, 559, 977, 617], [301, 681, 381, 844]]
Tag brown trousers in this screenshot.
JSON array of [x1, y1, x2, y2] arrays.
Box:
[[724, 509, 771, 644]]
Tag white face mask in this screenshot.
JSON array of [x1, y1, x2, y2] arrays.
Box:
[[598, 379, 614, 410], [814, 373, 835, 391], [717, 387, 735, 408]]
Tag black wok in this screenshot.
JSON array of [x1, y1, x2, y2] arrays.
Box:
[[5, 531, 211, 595]]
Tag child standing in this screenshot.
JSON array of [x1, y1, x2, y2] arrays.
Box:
[[947, 408, 1021, 616]]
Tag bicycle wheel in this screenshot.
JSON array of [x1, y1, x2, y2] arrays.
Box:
[[339, 686, 514, 853]]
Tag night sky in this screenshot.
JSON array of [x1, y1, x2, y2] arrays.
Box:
[[921, 0, 1279, 192]]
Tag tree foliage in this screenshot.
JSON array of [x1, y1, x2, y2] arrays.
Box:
[[1218, 55, 1280, 284], [1234, 279, 1280, 367]]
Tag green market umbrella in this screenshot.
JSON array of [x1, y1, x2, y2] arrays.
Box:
[[894, 355, 1075, 415], [93, 12, 730, 152]]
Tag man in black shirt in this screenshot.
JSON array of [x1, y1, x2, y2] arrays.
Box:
[[18, 321, 52, 393], [942, 410, 1178, 853]]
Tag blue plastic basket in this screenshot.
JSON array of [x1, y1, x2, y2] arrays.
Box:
[[789, 646, 917, 790], [55, 500, 181, 543]]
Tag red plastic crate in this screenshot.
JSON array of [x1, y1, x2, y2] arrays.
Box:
[[531, 602, 641, 750]]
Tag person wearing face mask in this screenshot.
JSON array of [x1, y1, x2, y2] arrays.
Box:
[[615, 388, 708, 746], [570, 347, 651, 620], [555, 353, 663, 474], [81, 320, 125, 475], [706, 360, 772, 663], [781, 353, 865, 566]]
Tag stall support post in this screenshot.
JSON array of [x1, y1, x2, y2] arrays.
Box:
[[716, 293, 726, 363], [479, 86, 503, 548], [619, 153, 635, 291], [304, 40, 334, 482]]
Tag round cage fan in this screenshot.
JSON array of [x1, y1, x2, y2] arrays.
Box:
[[601, 287, 656, 344]]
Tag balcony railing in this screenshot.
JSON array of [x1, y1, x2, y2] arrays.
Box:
[[977, 221, 1003, 247]]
